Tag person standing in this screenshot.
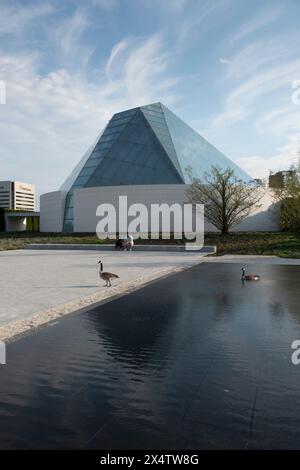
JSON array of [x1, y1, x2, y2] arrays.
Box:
[[127, 233, 134, 251]]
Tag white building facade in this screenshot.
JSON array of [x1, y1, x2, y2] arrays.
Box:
[[0, 181, 35, 211], [40, 184, 279, 233]]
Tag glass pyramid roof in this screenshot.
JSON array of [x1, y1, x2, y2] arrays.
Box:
[[61, 102, 251, 231]]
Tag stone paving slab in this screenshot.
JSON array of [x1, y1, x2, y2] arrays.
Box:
[[0, 249, 206, 340], [1, 250, 299, 341]]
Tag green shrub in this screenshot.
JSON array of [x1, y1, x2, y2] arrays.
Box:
[[279, 197, 300, 232], [26, 216, 40, 232]]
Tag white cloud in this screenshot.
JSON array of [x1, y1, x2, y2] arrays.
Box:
[[0, 31, 179, 200], [211, 31, 300, 130], [54, 8, 89, 57], [143, 0, 191, 15], [105, 39, 130, 79], [207, 24, 300, 179], [237, 133, 300, 179], [230, 6, 282, 44], [0, 2, 54, 35], [219, 58, 231, 65], [0, 0, 297, 193], [49, 7, 96, 72], [255, 104, 300, 136], [89, 0, 118, 10], [176, 0, 227, 41], [229, 60, 300, 105], [123, 33, 178, 104], [224, 37, 299, 81]]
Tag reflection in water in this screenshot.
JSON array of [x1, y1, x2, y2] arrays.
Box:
[[269, 301, 285, 317], [0, 263, 299, 450]]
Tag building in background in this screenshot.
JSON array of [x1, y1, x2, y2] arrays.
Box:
[[269, 170, 295, 189], [40, 102, 278, 233], [0, 181, 39, 232], [0, 181, 35, 211]]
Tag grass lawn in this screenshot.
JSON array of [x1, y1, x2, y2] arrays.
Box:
[[0, 232, 108, 251], [0, 231, 300, 258], [205, 232, 300, 258]]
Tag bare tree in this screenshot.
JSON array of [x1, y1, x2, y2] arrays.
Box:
[[187, 165, 264, 234]]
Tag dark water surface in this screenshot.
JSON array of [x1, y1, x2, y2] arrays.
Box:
[[0, 262, 300, 450]]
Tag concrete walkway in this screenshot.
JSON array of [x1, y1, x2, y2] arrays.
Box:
[[0, 249, 206, 338]]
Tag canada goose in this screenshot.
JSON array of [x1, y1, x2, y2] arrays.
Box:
[[98, 260, 119, 287], [241, 267, 260, 281]]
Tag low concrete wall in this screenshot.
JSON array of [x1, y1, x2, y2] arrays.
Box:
[[25, 243, 216, 253], [40, 190, 67, 232]]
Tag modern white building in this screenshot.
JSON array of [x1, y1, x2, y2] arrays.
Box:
[[0, 181, 35, 211], [40, 102, 279, 233], [0, 181, 38, 232]]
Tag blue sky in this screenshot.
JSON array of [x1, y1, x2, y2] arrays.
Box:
[[1, 0, 300, 197]]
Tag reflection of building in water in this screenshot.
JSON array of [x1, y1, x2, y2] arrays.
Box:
[[86, 287, 181, 367]]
